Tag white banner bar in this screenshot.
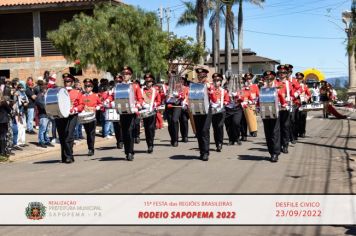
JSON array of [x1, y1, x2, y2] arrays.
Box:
[[0, 195, 355, 225]]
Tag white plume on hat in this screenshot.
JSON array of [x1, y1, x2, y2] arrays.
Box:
[[37, 76, 43, 81]]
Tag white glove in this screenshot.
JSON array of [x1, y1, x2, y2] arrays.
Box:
[[294, 92, 299, 98], [231, 92, 237, 97], [172, 91, 178, 97], [96, 105, 101, 111], [110, 101, 115, 108], [143, 103, 150, 109], [211, 103, 219, 108]]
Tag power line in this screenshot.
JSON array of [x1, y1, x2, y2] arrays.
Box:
[[245, 0, 349, 20], [244, 29, 346, 39]]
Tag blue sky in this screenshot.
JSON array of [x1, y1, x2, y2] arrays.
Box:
[[124, 0, 352, 78]]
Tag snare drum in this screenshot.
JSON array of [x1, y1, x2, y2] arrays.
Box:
[[188, 83, 209, 115], [78, 111, 96, 124], [260, 87, 279, 119], [105, 108, 120, 121], [45, 87, 71, 118], [114, 83, 136, 114]]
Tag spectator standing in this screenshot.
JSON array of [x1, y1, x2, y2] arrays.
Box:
[[25, 77, 37, 134]]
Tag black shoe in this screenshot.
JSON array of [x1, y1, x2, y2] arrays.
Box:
[[45, 143, 55, 147], [300, 133, 305, 138], [126, 153, 134, 161], [281, 146, 289, 154], [291, 140, 297, 144], [38, 143, 47, 148], [29, 130, 37, 135], [237, 140, 242, 145], [202, 153, 209, 161], [216, 144, 222, 152], [228, 141, 234, 146], [172, 141, 178, 147], [1, 152, 10, 158], [182, 137, 188, 143], [250, 132, 257, 137], [117, 142, 123, 149], [134, 137, 140, 144], [242, 136, 247, 141], [270, 154, 279, 162], [65, 158, 73, 164], [147, 146, 153, 154], [88, 149, 94, 156]]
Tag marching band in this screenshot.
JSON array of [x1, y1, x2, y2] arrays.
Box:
[[42, 64, 325, 164]]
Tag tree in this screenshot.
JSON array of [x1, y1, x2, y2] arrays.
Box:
[[177, 1, 210, 65], [166, 34, 206, 75], [47, 4, 169, 76], [236, 0, 265, 86]]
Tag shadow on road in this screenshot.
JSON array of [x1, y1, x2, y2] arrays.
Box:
[[73, 154, 89, 157], [238, 155, 269, 161], [298, 141, 356, 152], [248, 147, 268, 152], [169, 155, 201, 160], [95, 146, 117, 150], [91, 157, 127, 161], [33, 160, 61, 164]]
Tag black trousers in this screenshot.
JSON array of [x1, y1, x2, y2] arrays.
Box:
[[225, 107, 243, 142], [193, 111, 212, 155], [179, 109, 189, 139], [279, 110, 290, 147], [262, 117, 281, 156], [113, 121, 123, 145], [55, 115, 77, 162], [133, 116, 141, 139], [0, 123, 8, 155], [120, 114, 136, 155], [212, 111, 225, 147], [289, 108, 298, 141], [240, 111, 248, 137], [83, 120, 96, 150], [143, 114, 156, 147], [296, 110, 307, 136], [166, 107, 182, 143]]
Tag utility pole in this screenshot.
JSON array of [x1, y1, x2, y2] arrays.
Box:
[[165, 7, 170, 34], [158, 6, 163, 30]]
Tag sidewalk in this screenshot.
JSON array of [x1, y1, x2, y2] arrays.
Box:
[[4, 121, 168, 162]]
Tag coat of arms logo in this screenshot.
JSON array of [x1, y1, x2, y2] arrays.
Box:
[[25, 202, 46, 220]]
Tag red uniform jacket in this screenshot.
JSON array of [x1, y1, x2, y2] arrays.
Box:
[[249, 84, 260, 100], [67, 88, 84, 114], [212, 86, 230, 106], [142, 86, 161, 108], [82, 92, 102, 111], [293, 83, 311, 107]]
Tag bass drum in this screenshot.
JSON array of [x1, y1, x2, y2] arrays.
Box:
[[188, 83, 209, 115], [244, 105, 257, 132], [259, 87, 279, 119], [45, 87, 71, 118], [114, 83, 136, 114]]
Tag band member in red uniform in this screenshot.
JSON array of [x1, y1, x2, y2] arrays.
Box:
[[258, 71, 287, 162], [55, 73, 84, 163], [276, 65, 299, 154], [240, 77, 255, 142], [211, 73, 229, 152], [243, 72, 259, 137], [179, 76, 190, 143], [120, 66, 143, 161], [111, 75, 124, 148], [192, 67, 217, 161], [81, 79, 102, 156], [165, 70, 186, 147], [224, 77, 244, 146], [294, 72, 311, 138], [142, 73, 161, 153]]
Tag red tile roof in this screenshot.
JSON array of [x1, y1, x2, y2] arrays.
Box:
[[0, 0, 120, 7]]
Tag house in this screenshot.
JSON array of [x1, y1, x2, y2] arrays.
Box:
[[0, 0, 121, 80], [205, 49, 280, 76]]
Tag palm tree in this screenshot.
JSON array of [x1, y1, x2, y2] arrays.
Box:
[[237, 0, 265, 86], [177, 0, 210, 64], [209, 0, 224, 72]]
